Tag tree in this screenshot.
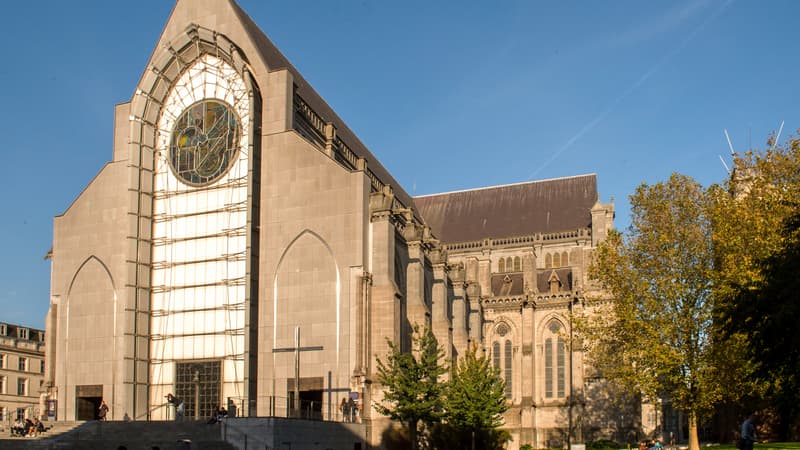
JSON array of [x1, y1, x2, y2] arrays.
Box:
[[730, 211, 800, 437], [582, 173, 717, 450], [443, 345, 509, 450], [710, 135, 800, 438], [374, 324, 447, 450]]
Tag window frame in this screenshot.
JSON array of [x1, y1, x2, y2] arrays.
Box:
[[17, 377, 27, 396], [544, 321, 567, 399], [504, 340, 513, 398]]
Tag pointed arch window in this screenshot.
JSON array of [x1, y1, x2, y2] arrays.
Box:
[[553, 252, 561, 268], [545, 254, 552, 269], [493, 324, 513, 399], [513, 256, 521, 272], [544, 321, 566, 399], [498, 258, 505, 273], [504, 340, 513, 398], [562, 251, 569, 267]]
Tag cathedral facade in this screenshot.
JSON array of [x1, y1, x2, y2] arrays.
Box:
[[44, 1, 617, 448]]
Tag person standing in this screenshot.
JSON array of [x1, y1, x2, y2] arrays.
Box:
[[347, 397, 357, 423], [98, 400, 109, 421], [166, 393, 185, 421], [340, 397, 349, 422], [740, 413, 757, 450]]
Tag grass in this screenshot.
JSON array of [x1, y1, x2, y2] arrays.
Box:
[[703, 444, 800, 450]]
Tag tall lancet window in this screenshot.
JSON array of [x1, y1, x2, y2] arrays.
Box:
[[504, 340, 513, 398], [494, 323, 512, 399], [544, 321, 566, 398]]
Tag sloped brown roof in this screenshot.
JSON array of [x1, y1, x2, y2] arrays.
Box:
[[414, 175, 598, 244], [228, 1, 416, 211], [490, 273, 525, 297], [537, 269, 573, 293]]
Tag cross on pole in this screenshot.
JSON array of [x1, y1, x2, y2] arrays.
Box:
[[272, 326, 323, 415]]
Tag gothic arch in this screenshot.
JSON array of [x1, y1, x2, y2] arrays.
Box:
[[66, 255, 118, 337], [536, 313, 567, 343], [488, 316, 518, 400], [64, 255, 118, 413], [272, 229, 342, 361], [67, 255, 117, 297], [488, 315, 519, 341]]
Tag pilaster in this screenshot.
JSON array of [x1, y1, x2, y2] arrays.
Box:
[[403, 219, 430, 330], [466, 282, 483, 345], [429, 245, 452, 364], [450, 264, 470, 360]]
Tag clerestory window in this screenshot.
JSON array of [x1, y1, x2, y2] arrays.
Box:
[[544, 321, 566, 399]]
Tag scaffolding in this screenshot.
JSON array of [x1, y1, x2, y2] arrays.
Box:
[[146, 53, 253, 419]]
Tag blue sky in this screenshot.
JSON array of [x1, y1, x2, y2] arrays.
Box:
[[1, 0, 798, 329]]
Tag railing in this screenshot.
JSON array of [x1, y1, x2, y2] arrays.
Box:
[[292, 92, 408, 212], [136, 402, 172, 421], [3, 404, 40, 423], [444, 228, 591, 252], [292, 95, 326, 149], [264, 395, 361, 424]]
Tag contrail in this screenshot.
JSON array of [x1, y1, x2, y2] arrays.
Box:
[[528, 0, 734, 180]]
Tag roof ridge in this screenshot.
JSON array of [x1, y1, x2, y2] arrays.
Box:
[[414, 173, 597, 199]]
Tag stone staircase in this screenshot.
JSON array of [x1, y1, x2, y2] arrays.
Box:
[[0, 420, 236, 450]]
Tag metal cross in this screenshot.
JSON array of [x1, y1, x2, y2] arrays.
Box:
[[272, 326, 323, 414]]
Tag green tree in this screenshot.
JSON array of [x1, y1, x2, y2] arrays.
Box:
[[582, 173, 718, 450], [731, 211, 800, 437], [710, 138, 800, 437], [444, 345, 509, 450], [710, 136, 800, 437], [374, 324, 447, 450]]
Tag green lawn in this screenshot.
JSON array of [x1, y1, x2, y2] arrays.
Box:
[[706, 444, 800, 450]]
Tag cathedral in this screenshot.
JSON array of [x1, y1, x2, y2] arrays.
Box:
[[44, 1, 618, 448]]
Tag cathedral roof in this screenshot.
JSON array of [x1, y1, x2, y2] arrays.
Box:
[[414, 174, 598, 244]]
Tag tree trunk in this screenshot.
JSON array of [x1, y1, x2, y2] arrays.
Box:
[[409, 419, 418, 450], [688, 411, 700, 450]]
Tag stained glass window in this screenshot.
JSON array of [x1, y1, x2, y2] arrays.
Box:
[[545, 338, 553, 397], [545, 322, 567, 399], [504, 340, 513, 398], [170, 100, 240, 186], [557, 337, 566, 398]]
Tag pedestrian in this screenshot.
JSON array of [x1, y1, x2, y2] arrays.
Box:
[[98, 400, 109, 421], [166, 393, 185, 421], [340, 397, 349, 422], [740, 412, 757, 450], [347, 397, 357, 423]]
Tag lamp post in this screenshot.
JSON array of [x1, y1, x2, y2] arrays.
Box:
[[193, 370, 200, 420]]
